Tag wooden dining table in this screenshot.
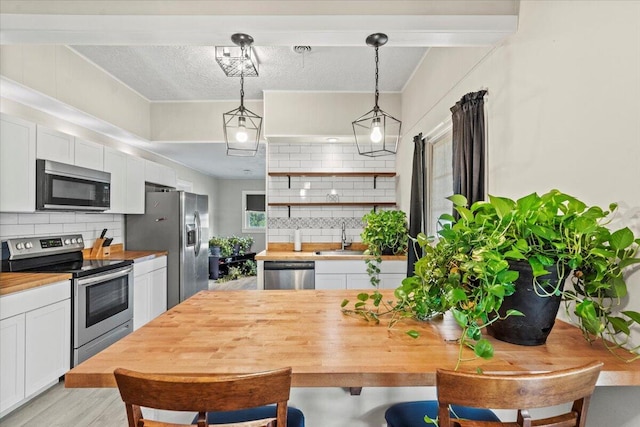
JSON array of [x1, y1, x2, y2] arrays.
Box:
[[65, 290, 640, 389]]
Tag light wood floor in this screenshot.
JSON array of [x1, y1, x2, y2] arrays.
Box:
[[2, 277, 257, 426], [1, 381, 126, 426]]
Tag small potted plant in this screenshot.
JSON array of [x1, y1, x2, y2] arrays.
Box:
[[238, 236, 254, 255], [209, 237, 225, 257], [360, 209, 409, 288]]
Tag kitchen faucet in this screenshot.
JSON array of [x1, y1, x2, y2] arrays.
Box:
[[341, 222, 351, 251]]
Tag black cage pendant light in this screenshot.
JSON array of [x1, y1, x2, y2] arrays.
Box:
[[223, 33, 262, 157], [352, 33, 401, 157]]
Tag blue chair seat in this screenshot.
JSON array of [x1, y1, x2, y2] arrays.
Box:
[[193, 405, 304, 427], [385, 400, 500, 426]]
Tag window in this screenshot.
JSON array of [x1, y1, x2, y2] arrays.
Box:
[[427, 126, 453, 236], [242, 191, 266, 232]]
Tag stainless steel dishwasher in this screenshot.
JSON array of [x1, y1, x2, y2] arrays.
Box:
[[264, 260, 315, 290]]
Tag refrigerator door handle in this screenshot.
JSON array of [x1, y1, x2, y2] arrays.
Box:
[[194, 210, 201, 257]]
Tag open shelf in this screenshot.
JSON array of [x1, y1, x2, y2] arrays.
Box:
[[268, 201, 396, 217], [268, 171, 396, 189], [268, 172, 395, 177]]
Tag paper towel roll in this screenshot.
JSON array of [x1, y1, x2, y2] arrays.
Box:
[[294, 229, 302, 252]]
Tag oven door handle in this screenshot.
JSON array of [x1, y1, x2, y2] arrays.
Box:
[[76, 266, 133, 287]]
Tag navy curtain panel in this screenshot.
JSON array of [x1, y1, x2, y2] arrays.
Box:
[[407, 133, 426, 276], [451, 90, 487, 210]]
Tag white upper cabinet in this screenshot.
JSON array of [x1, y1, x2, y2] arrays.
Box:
[[126, 155, 145, 214], [103, 147, 127, 213], [104, 147, 147, 214], [145, 159, 177, 189], [36, 125, 74, 164], [36, 125, 105, 172], [0, 114, 36, 213], [74, 137, 104, 171]]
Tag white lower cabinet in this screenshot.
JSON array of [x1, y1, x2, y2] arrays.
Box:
[[24, 300, 71, 397], [0, 314, 25, 416], [0, 280, 71, 418], [133, 256, 168, 330], [315, 260, 406, 290]]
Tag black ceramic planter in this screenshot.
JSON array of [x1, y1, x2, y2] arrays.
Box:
[[209, 256, 220, 280], [486, 261, 564, 346]]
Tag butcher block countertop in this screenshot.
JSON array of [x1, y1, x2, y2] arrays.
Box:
[[256, 243, 407, 261], [65, 290, 640, 389], [0, 272, 72, 296], [83, 244, 168, 261]]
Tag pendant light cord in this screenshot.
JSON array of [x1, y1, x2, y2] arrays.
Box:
[[374, 45, 380, 111], [239, 45, 246, 112]]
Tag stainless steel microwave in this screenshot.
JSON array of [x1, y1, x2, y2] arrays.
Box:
[[36, 159, 111, 211]]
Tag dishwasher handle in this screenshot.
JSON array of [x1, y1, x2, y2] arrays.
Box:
[[264, 261, 315, 270]]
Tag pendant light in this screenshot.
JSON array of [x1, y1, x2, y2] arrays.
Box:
[[223, 33, 262, 157], [352, 33, 401, 157]]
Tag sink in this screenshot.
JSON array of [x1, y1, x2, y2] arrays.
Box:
[[314, 250, 366, 256]]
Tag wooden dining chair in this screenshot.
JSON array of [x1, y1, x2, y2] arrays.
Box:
[[114, 366, 304, 427], [385, 361, 603, 427]]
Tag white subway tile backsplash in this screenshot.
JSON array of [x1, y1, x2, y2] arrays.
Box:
[[0, 224, 35, 238], [0, 213, 19, 225], [63, 223, 87, 233], [280, 145, 302, 153], [0, 211, 124, 249], [18, 213, 50, 224], [267, 141, 396, 244], [34, 223, 64, 235], [49, 213, 77, 224]]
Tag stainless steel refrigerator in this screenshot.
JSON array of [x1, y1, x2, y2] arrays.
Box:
[[126, 191, 209, 309]]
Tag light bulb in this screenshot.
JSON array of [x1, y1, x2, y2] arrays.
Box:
[[370, 117, 383, 143], [236, 117, 248, 142]]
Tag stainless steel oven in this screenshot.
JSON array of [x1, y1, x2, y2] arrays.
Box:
[[1, 234, 134, 367], [73, 264, 133, 366], [36, 159, 111, 211]]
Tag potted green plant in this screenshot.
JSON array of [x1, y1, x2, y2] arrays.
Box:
[[360, 209, 409, 288], [238, 236, 254, 255], [209, 237, 225, 257], [343, 189, 640, 368]]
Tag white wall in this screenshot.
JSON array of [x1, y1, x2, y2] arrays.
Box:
[[0, 45, 150, 139], [399, 2, 640, 426], [213, 179, 266, 253], [151, 100, 264, 142]]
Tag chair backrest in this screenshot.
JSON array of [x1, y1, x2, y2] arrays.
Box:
[[436, 361, 603, 427], [114, 367, 292, 427]]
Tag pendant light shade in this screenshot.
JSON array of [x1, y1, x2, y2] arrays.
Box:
[[352, 33, 401, 157], [216, 33, 259, 77], [222, 33, 262, 157]]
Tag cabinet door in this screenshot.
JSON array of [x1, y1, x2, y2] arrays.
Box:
[[315, 274, 346, 290], [104, 147, 127, 213], [145, 159, 176, 188], [133, 272, 151, 331], [24, 299, 71, 397], [36, 125, 74, 164], [126, 155, 145, 214], [74, 137, 104, 171], [346, 274, 373, 290], [0, 314, 26, 415], [379, 274, 406, 290], [0, 114, 36, 212], [149, 267, 167, 321]]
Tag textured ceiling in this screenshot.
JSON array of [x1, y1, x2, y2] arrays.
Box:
[[71, 45, 426, 101]]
